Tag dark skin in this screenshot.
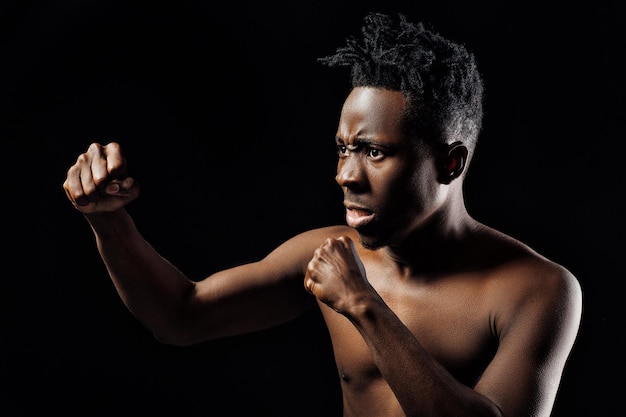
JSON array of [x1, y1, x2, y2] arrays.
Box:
[[63, 87, 582, 417]]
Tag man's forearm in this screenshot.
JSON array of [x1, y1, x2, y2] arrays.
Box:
[[86, 209, 195, 343], [347, 298, 501, 417]]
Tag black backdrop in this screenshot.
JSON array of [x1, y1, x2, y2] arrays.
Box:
[[2, 1, 624, 416]]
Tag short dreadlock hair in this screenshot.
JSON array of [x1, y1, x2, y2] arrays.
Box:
[[319, 12, 484, 157]]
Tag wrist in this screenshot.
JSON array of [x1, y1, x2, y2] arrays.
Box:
[[344, 292, 386, 325], [84, 208, 134, 237]]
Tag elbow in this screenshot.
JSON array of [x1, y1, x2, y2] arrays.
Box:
[[149, 318, 204, 347], [146, 316, 201, 347], [151, 331, 189, 347], [152, 335, 197, 347], [148, 286, 207, 347], [151, 326, 202, 347]]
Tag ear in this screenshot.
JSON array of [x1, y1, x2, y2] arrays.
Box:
[[436, 142, 468, 185]]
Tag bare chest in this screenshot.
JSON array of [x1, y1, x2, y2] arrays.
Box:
[[319, 274, 498, 388]]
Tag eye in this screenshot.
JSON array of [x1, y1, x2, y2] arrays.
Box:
[[367, 148, 384, 160], [337, 144, 348, 156]]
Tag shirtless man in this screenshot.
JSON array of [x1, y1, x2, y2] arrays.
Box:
[[63, 12, 582, 417]]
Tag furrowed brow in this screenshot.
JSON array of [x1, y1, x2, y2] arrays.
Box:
[[335, 136, 390, 149]]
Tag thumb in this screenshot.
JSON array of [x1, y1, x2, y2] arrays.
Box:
[[104, 177, 136, 195]]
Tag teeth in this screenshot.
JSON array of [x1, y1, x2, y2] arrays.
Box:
[[346, 208, 373, 228]]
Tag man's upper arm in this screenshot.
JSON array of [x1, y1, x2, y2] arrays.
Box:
[[474, 264, 582, 417], [179, 226, 347, 343]]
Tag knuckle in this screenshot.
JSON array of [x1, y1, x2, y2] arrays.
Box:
[[92, 172, 108, 186], [76, 153, 89, 164], [82, 182, 97, 196], [87, 142, 101, 153], [66, 164, 79, 177], [106, 141, 121, 151]]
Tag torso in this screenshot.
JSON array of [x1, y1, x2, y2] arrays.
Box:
[[313, 225, 545, 417]]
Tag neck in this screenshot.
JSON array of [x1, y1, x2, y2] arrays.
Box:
[[383, 193, 479, 275]]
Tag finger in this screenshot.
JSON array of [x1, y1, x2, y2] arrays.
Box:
[[64, 164, 90, 207], [304, 276, 315, 294], [336, 235, 353, 251], [80, 156, 102, 203], [103, 142, 127, 178], [87, 143, 112, 189], [70, 149, 101, 204]]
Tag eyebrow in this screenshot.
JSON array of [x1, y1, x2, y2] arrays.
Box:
[[335, 136, 396, 151]]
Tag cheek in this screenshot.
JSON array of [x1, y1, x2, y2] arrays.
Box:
[[399, 162, 441, 211], [371, 156, 437, 207], [371, 166, 419, 209], [410, 167, 439, 199]]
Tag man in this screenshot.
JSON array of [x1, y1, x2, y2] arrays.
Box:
[[63, 12, 582, 417]]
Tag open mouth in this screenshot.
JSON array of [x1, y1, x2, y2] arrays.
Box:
[[345, 206, 374, 228]]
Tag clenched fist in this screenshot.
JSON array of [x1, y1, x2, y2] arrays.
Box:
[[63, 142, 139, 214], [304, 236, 373, 315]]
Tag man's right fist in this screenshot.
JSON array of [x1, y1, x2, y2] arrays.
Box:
[[63, 142, 140, 213]]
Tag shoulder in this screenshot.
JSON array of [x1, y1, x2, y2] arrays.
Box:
[[491, 255, 581, 319], [483, 228, 581, 304], [279, 225, 355, 248], [479, 228, 582, 340], [262, 225, 355, 273]]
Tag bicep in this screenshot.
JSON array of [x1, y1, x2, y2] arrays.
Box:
[[190, 260, 315, 340], [179, 227, 345, 343]]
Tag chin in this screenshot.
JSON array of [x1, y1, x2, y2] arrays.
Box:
[[357, 232, 388, 251]]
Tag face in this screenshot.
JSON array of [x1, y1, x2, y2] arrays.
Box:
[[335, 87, 442, 249]]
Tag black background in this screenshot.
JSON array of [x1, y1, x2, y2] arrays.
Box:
[[2, 1, 624, 416]]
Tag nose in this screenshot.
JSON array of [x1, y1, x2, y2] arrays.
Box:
[[336, 154, 365, 191]]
